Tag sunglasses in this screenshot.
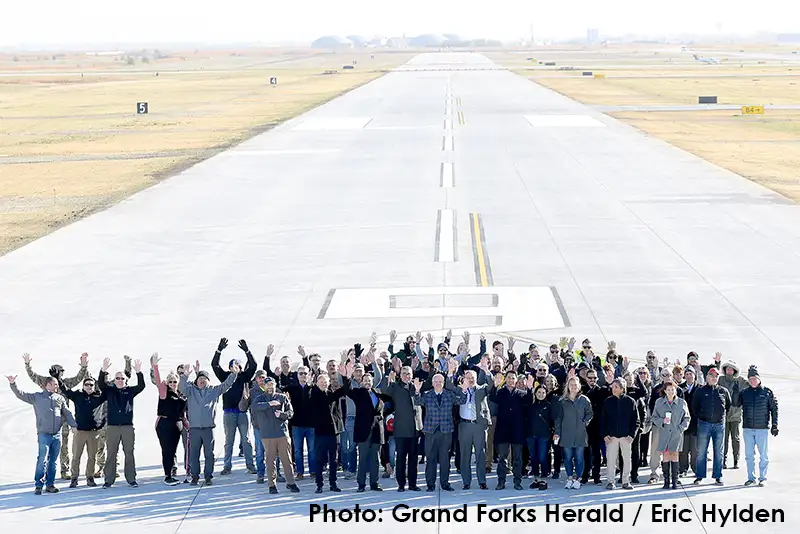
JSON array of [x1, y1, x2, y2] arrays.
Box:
[[168, 380, 178, 384], [84, 383, 95, 387], [587, 376, 597, 380], [582, 346, 591, 350], [114, 377, 126, 381], [638, 371, 649, 375], [298, 372, 308, 376]]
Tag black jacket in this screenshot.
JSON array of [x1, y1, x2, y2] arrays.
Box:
[[680, 382, 701, 434], [601, 394, 639, 439], [738, 386, 778, 430], [525, 397, 556, 439], [380, 380, 418, 438], [309, 380, 350, 436], [346, 388, 392, 444], [264, 355, 308, 390], [490, 387, 529, 445], [285, 383, 315, 428], [583, 384, 611, 436], [59, 382, 107, 431], [98, 371, 145, 426], [212, 350, 257, 411], [691, 384, 731, 425]]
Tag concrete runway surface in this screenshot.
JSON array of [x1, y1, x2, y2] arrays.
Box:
[[1, 52, 799, 532]]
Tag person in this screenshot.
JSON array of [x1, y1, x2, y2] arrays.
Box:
[[457, 369, 492, 490], [23, 352, 90, 480], [718, 359, 747, 470], [525, 384, 555, 490], [651, 379, 691, 489], [412, 362, 466, 492], [248, 377, 300, 494], [211, 338, 257, 475], [284, 365, 316, 480], [692, 367, 731, 485], [342, 352, 383, 481], [345, 371, 392, 492], [490, 370, 528, 490], [179, 359, 238, 486], [380, 365, 423, 491], [240, 369, 270, 483], [309, 361, 352, 493], [151, 354, 188, 485], [555, 374, 593, 490], [57, 371, 107, 488], [601, 378, 638, 490], [95, 356, 132, 479], [738, 366, 778, 487], [582, 368, 610, 485], [98, 357, 145, 488], [7, 373, 77, 494], [648, 367, 684, 483], [634, 367, 653, 475], [679, 367, 700, 477]]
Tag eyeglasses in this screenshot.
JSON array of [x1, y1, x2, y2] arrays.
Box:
[[582, 346, 591, 350], [638, 371, 649, 375], [114, 377, 125, 381], [84, 383, 95, 388], [168, 380, 178, 384], [587, 376, 597, 380], [647, 356, 657, 360], [297, 372, 308, 376]]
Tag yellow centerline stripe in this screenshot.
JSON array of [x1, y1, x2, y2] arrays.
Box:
[[473, 213, 489, 287]]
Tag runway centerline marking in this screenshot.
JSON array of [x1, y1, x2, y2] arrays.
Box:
[[435, 209, 457, 262]]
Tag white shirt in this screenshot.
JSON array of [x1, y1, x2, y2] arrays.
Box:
[[459, 387, 477, 421]]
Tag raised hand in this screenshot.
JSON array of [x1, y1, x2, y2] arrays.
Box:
[[507, 336, 516, 351], [567, 337, 576, 350], [414, 330, 422, 344], [388, 370, 396, 383], [238, 339, 250, 353], [151, 352, 161, 366], [243, 386, 250, 399], [340, 350, 348, 363], [124, 354, 131, 362], [426, 333, 434, 347], [479, 355, 489, 372], [462, 331, 470, 345], [217, 338, 228, 352], [194, 360, 201, 374], [448, 358, 458, 374], [80, 353, 89, 366], [345, 360, 355, 376], [494, 373, 503, 388], [715, 351, 722, 363], [297, 345, 306, 357], [389, 330, 397, 344], [608, 340, 617, 351], [102, 358, 112, 371], [411, 356, 420, 369], [480, 332, 486, 342], [558, 337, 568, 349], [133, 360, 142, 373], [266, 344, 274, 357], [412, 378, 422, 392], [354, 343, 363, 358], [6, 375, 17, 384], [526, 375, 535, 389], [370, 332, 378, 345], [22, 353, 31, 364], [182, 364, 191, 376], [337, 362, 347, 377], [445, 329, 452, 341]]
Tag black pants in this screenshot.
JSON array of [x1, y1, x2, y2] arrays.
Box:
[[452, 422, 460, 467], [631, 430, 642, 480], [424, 430, 451, 489], [395, 436, 419, 489], [314, 434, 338, 488], [639, 431, 651, 466], [497, 443, 523, 485], [357, 441, 380, 488], [547, 441, 563, 475], [582, 437, 603, 482], [156, 418, 181, 478]]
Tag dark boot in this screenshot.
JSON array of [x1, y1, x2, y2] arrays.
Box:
[[671, 462, 680, 489], [661, 462, 670, 489]]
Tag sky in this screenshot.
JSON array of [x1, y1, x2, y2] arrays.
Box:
[[3, 0, 799, 46]]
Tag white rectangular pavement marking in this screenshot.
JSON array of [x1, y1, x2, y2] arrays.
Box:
[[443, 135, 453, 151], [441, 162, 454, 188], [291, 117, 372, 130], [437, 209, 456, 262], [524, 114, 606, 127]]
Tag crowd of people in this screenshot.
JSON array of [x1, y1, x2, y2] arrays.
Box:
[[7, 331, 779, 496]]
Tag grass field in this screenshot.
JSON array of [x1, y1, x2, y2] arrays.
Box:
[[0, 49, 413, 255], [492, 47, 800, 202]]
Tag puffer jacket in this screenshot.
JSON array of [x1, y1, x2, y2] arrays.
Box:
[[11, 383, 77, 434], [718, 361, 747, 423], [738, 386, 778, 430]]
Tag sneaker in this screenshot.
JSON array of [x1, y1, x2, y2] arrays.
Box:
[[277, 475, 286, 483], [744, 480, 756, 487], [714, 478, 724, 486], [496, 482, 505, 490], [732, 464, 739, 470], [573, 480, 581, 490], [45, 486, 59, 493], [287, 484, 300, 493], [463, 484, 471, 490], [129, 481, 139, 488], [441, 485, 454, 491], [269, 486, 278, 494], [204, 477, 213, 486], [315, 486, 323, 494], [220, 468, 232, 476], [426, 486, 435, 492], [693, 478, 702, 485], [398, 487, 406, 492], [183, 478, 190, 484], [479, 483, 488, 490], [513, 483, 523, 490], [256, 476, 264, 484], [34, 487, 42, 495], [606, 483, 616, 490], [357, 486, 366, 493], [648, 475, 659, 484], [69, 479, 78, 488], [103, 482, 112, 489], [247, 468, 258, 475], [164, 477, 180, 486], [594, 479, 603, 485], [565, 479, 574, 490], [330, 484, 341, 492], [622, 483, 634, 490], [190, 476, 199, 486], [409, 486, 422, 491], [758, 480, 766, 487], [538, 480, 548, 490], [86, 478, 97, 487]]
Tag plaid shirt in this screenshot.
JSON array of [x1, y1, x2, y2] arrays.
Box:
[[413, 387, 466, 433]]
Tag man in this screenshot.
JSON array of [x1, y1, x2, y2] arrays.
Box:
[[458, 369, 492, 490], [346, 372, 391, 492], [582, 369, 610, 485], [7, 373, 77, 494], [310, 362, 352, 493], [718, 359, 747, 470], [179, 359, 238, 485], [240, 370, 270, 483], [342, 353, 384, 480], [96, 356, 132, 478], [23, 352, 89, 480], [211, 337, 257, 475], [489, 370, 527, 490], [265, 344, 307, 389], [58, 375, 107, 488], [97, 357, 145, 488], [601, 378, 638, 490], [679, 367, 700, 477], [692, 367, 731, 485], [381, 365, 423, 491], [284, 365, 315, 480], [248, 377, 300, 494], [738, 366, 778, 487], [412, 361, 466, 492]]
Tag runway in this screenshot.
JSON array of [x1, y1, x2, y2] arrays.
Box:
[[1, 52, 799, 532]]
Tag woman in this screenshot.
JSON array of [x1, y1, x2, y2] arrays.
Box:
[[554, 375, 593, 490], [544, 374, 563, 478], [634, 367, 653, 474], [651, 379, 690, 489], [526, 385, 555, 490], [152, 354, 188, 486]]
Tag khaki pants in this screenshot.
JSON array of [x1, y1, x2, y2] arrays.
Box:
[[606, 437, 632, 485], [95, 426, 106, 476], [262, 437, 295, 486], [105, 425, 136, 484], [71, 430, 99, 479]]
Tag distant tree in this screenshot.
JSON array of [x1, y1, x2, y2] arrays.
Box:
[[142, 56, 150, 63], [126, 56, 135, 65], [13, 55, 19, 62]]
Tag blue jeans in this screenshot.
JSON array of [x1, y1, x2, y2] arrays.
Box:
[[223, 411, 254, 470], [527, 437, 550, 477], [340, 416, 357, 473], [743, 428, 769, 482], [696, 420, 724, 479], [291, 426, 315, 475], [36, 433, 62, 488], [387, 437, 396, 469], [562, 446, 584, 479], [253, 427, 265, 476]]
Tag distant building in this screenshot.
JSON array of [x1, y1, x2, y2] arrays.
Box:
[[386, 37, 409, 48], [409, 34, 447, 47], [345, 35, 368, 48], [586, 28, 600, 44], [311, 35, 354, 50], [777, 34, 800, 44]]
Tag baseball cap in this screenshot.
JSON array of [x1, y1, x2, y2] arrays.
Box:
[[196, 370, 210, 380], [707, 367, 720, 376]]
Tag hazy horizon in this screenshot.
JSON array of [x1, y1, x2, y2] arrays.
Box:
[[2, 0, 799, 48]]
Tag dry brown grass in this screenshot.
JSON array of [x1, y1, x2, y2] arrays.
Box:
[[0, 51, 413, 255]]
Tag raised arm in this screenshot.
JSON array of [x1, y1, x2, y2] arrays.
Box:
[[10, 381, 36, 404], [209, 368, 238, 398], [62, 353, 90, 389], [23, 353, 48, 388], [211, 338, 229, 382], [239, 340, 257, 382], [152, 355, 167, 400]]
